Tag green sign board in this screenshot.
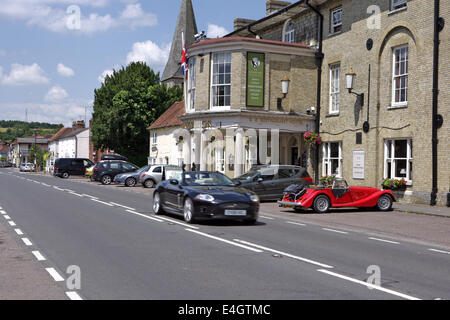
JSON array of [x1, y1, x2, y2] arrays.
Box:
[[246, 52, 265, 107]]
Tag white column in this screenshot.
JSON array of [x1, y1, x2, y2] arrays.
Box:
[[235, 129, 244, 178], [194, 130, 201, 171], [200, 134, 208, 171], [183, 133, 191, 170]]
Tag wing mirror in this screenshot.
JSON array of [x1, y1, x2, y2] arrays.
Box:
[[234, 180, 242, 187], [170, 179, 179, 185], [257, 177, 264, 183]]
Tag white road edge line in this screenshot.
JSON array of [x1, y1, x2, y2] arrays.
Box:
[[14, 229, 24, 235], [22, 238, 33, 246], [428, 248, 450, 255], [45, 268, 65, 282], [32, 251, 46, 261], [234, 239, 334, 269], [368, 237, 400, 244], [187, 229, 263, 253], [317, 269, 421, 300], [66, 291, 83, 300], [322, 228, 348, 235], [91, 199, 114, 207], [260, 216, 274, 220], [157, 216, 199, 229], [110, 202, 135, 211], [286, 221, 307, 226], [125, 210, 164, 222]]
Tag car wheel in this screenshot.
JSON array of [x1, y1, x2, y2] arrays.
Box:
[[89, 175, 94, 182], [377, 195, 393, 211], [144, 179, 155, 188], [313, 195, 330, 213], [101, 175, 112, 185], [153, 192, 164, 215], [183, 198, 196, 224], [125, 177, 136, 187], [62, 172, 69, 179]]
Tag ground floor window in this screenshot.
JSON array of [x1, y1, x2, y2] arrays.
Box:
[[384, 139, 412, 181], [322, 142, 342, 177]]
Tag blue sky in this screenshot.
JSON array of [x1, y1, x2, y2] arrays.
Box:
[[0, 0, 267, 126]]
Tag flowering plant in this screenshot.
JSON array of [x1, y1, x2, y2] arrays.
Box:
[[304, 131, 322, 145], [382, 178, 407, 190], [320, 175, 336, 186], [176, 136, 184, 145]]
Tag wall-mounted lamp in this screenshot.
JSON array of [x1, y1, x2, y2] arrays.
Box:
[[281, 75, 290, 98], [346, 68, 364, 106]]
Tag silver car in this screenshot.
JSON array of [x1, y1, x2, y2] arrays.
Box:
[[20, 163, 35, 172], [139, 164, 182, 188]]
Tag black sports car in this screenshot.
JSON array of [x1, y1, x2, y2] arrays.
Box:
[[152, 171, 260, 224]]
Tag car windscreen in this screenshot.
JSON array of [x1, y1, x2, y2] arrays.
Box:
[[183, 172, 234, 186], [166, 169, 183, 181]]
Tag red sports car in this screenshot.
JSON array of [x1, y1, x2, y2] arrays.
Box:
[[278, 179, 396, 213]]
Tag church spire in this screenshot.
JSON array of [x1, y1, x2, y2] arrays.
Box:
[[161, 0, 198, 87]]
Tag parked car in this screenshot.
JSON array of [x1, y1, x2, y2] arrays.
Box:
[[0, 161, 12, 168], [278, 178, 396, 213], [234, 165, 313, 201], [101, 154, 127, 161], [140, 164, 182, 188], [113, 165, 150, 187], [19, 163, 35, 172], [54, 158, 94, 179], [153, 171, 259, 224], [92, 160, 139, 185]]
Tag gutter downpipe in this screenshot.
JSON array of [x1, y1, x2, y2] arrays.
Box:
[[431, 0, 440, 206], [306, 0, 323, 185]]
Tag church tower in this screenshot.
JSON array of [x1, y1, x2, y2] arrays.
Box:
[[161, 0, 198, 87]]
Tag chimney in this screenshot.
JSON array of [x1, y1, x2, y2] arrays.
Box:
[[234, 18, 256, 31], [72, 120, 85, 129], [266, 0, 292, 16]]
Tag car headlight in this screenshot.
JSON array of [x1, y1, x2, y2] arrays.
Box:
[[249, 194, 259, 202], [194, 194, 215, 202]]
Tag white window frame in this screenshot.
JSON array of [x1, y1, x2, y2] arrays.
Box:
[[329, 64, 340, 114], [187, 57, 196, 112], [151, 132, 158, 145], [392, 45, 408, 107], [210, 52, 231, 110], [391, 0, 407, 11], [322, 142, 342, 178], [330, 7, 342, 34], [215, 147, 225, 174], [384, 139, 412, 182], [283, 20, 295, 43]]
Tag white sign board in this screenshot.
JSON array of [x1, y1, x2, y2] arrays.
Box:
[[353, 150, 365, 180]]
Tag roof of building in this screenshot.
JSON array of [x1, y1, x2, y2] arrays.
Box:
[[161, 0, 198, 83], [59, 128, 89, 139], [49, 127, 75, 142], [188, 36, 312, 50], [17, 137, 49, 144], [148, 101, 185, 130], [0, 144, 10, 153]]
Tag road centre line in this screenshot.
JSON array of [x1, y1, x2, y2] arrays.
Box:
[[186, 229, 263, 253], [53, 186, 64, 191], [91, 199, 114, 207], [66, 291, 83, 300], [69, 192, 84, 197], [233, 239, 334, 269], [32, 251, 46, 261], [317, 269, 421, 300], [22, 238, 33, 246], [322, 228, 348, 235], [110, 202, 135, 211], [286, 221, 307, 226], [125, 210, 164, 222], [82, 194, 98, 199], [368, 237, 400, 245], [157, 216, 199, 229], [14, 229, 23, 235], [428, 248, 450, 255], [45, 268, 64, 282]]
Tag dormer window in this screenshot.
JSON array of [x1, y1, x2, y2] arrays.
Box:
[[283, 20, 295, 43]]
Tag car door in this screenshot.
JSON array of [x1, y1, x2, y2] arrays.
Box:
[[151, 166, 163, 183], [276, 168, 295, 196], [108, 162, 121, 178], [164, 180, 183, 211], [71, 159, 84, 175], [253, 170, 277, 200]]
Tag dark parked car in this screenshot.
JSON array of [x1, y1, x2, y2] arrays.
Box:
[[54, 158, 94, 178], [234, 165, 313, 201], [0, 161, 13, 168], [92, 160, 139, 185], [113, 165, 150, 187], [153, 171, 260, 224]]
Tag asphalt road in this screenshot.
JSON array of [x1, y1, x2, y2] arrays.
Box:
[[0, 169, 449, 300]]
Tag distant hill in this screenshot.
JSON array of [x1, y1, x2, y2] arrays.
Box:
[[0, 120, 63, 143]]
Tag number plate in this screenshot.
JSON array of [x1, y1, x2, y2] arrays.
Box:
[[224, 210, 247, 216]]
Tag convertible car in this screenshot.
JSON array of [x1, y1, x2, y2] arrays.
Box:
[[278, 178, 396, 213], [152, 171, 260, 224]]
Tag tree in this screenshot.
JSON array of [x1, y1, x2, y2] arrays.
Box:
[[92, 62, 183, 166], [29, 145, 44, 171]]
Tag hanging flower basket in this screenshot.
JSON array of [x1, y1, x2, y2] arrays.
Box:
[[304, 131, 322, 146], [382, 178, 407, 190]]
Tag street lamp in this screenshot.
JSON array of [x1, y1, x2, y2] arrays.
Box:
[[281, 75, 290, 98], [346, 68, 364, 106]]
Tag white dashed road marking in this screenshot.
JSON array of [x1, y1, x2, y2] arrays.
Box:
[[32, 251, 46, 261], [368, 237, 400, 245], [8, 221, 16, 226], [317, 269, 421, 300], [110, 202, 135, 211], [14, 229, 24, 235], [428, 248, 450, 255], [3, 215, 11, 220], [91, 199, 114, 207], [82, 194, 99, 199], [22, 238, 33, 246], [286, 221, 307, 227], [66, 291, 83, 300], [125, 210, 164, 222], [45, 268, 64, 282], [322, 228, 348, 235], [260, 216, 274, 220], [187, 229, 263, 253]]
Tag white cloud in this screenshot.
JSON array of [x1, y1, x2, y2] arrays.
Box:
[[207, 24, 229, 38], [126, 41, 170, 71], [1, 63, 50, 86], [45, 85, 68, 102], [0, 0, 157, 35], [57, 63, 75, 77], [98, 69, 114, 83]]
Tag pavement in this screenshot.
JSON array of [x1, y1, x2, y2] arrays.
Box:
[[1, 168, 449, 300]]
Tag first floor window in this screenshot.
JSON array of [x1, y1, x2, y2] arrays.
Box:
[[322, 142, 342, 177], [284, 21, 295, 43], [187, 58, 196, 111], [211, 52, 231, 108], [330, 7, 342, 34], [392, 45, 408, 106], [384, 139, 412, 181], [329, 64, 340, 114], [152, 132, 158, 145], [391, 0, 407, 11]]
